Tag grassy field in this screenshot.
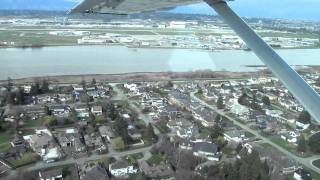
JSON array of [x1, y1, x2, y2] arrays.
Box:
[[147, 154, 168, 165], [0, 129, 15, 144], [258, 32, 320, 39], [0, 143, 12, 153], [1, 26, 319, 48], [270, 137, 311, 158], [9, 152, 39, 168], [0, 30, 78, 46], [312, 159, 320, 168], [259, 143, 320, 180], [122, 153, 144, 164], [22, 119, 43, 129]]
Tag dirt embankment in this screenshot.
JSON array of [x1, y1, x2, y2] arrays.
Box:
[[0, 70, 270, 85]]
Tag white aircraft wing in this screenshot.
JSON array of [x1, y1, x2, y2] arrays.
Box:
[[70, 0, 202, 14]]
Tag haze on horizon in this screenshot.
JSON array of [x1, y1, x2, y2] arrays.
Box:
[[0, 0, 319, 21]]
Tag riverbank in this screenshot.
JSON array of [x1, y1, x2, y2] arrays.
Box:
[[0, 71, 262, 85]]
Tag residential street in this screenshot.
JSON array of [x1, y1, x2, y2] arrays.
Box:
[[190, 92, 320, 173], [112, 84, 161, 135], [26, 146, 152, 172]]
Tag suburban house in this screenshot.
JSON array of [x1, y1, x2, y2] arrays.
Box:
[[128, 128, 143, 141], [39, 168, 63, 180], [192, 107, 218, 127], [10, 134, 25, 147], [179, 140, 222, 161], [24, 106, 46, 119], [109, 160, 138, 178], [82, 165, 110, 180], [281, 131, 299, 145], [73, 85, 84, 91], [167, 119, 198, 138], [87, 91, 99, 98], [50, 105, 70, 116], [124, 83, 138, 92], [295, 121, 310, 131], [193, 141, 222, 161], [84, 134, 106, 153], [24, 129, 62, 162], [75, 104, 90, 118], [228, 98, 250, 116], [56, 128, 86, 153], [293, 168, 312, 180], [224, 130, 248, 143], [138, 160, 174, 178], [91, 106, 103, 116], [99, 126, 115, 142], [23, 85, 32, 94], [86, 85, 96, 91]]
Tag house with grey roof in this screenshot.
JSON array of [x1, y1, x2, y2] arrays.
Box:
[[138, 160, 174, 178], [56, 128, 85, 153], [24, 129, 62, 162], [91, 106, 103, 116], [82, 165, 110, 180], [193, 141, 221, 161], [99, 125, 115, 142], [39, 168, 63, 180], [179, 140, 222, 161]]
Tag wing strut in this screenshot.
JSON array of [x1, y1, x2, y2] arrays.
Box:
[[205, 0, 320, 123]]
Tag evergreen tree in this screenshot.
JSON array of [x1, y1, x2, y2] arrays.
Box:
[[210, 123, 224, 139], [262, 96, 271, 106], [298, 111, 311, 124], [217, 96, 225, 109], [91, 78, 96, 85], [15, 87, 25, 105], [41, 79, 50, 93], [308, 132, 320, 153], [114, 118, 130, 144], [30, 81, 40, 95], [7, 77, 13, 92], [143, 123, 157, 143], [81, 79, 86, 89], [297, 134, 307, 153]]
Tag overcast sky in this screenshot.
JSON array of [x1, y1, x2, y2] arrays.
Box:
[[1, 0, 319, 21], [173, 0, 320, 21]]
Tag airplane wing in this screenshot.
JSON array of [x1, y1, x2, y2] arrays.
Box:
[[70, 0, 202, 14]]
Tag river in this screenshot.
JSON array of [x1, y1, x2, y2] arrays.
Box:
[[0, 45, 320, 80]]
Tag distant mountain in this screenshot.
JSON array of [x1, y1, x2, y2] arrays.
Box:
[[0, 0, 319, 21]]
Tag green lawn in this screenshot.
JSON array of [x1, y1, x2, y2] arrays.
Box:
[[312, 159, 320, 169], [122, 153, 144, 164], [0, 143, 12, 153], [9, 152, 39, 168], [303, 166, 320, 180], [0, 129, 15, 144], [22, 119, 43, 129], [271, 137, 296, 151], [0, 30, 78, 46], [147, 154, 168, 166], [245, 131, 256, 138], [270, 137, 310, 158]]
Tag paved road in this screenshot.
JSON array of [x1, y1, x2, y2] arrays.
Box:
[[112, 84, 161, 135], [190, 92, 320, 173], [27, 146, 152, 172]]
